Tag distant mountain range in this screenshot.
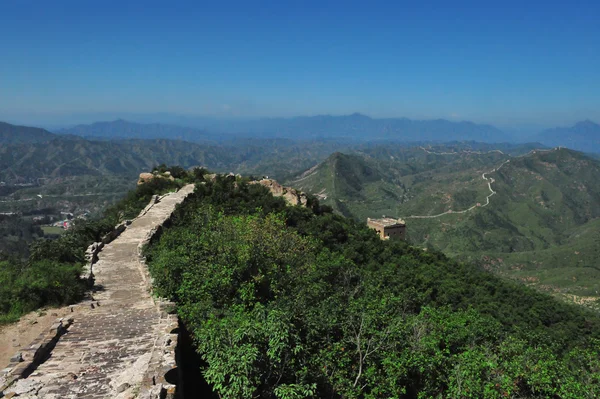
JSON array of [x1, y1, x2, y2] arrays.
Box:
[[1, 116, 599, 186], [0, 122, 348, 184], [535, 120, 600, 153], [0, 122, 232, 183], [0, 137, 236, 183], [58, 119, 223, 143], [55, 114, 512, 143], [42, 116, 600, 154], [204, 113, 512, 142]]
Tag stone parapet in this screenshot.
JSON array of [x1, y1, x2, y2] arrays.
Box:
[[0, 184, 195, 399]]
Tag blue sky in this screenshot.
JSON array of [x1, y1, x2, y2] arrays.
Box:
[[0, 0, 598, 129]]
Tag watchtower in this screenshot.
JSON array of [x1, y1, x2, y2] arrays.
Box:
[[367, 217, 407, 240]]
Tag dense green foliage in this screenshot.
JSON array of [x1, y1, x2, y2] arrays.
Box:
[[0, 259, 83, 324], [0, 215, 45, 258], [146, 176, 600, 398], [0, 173, 184, 324]]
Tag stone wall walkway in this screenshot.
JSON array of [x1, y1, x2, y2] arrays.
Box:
[[1, 184, 195, 399]]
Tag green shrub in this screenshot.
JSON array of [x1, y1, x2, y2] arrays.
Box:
[[0, 259, 84, 320], [146, 178, 600, 398]]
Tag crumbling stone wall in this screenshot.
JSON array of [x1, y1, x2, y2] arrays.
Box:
[[250, 178, 309, 206]]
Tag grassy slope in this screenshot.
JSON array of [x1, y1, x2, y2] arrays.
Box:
[[289, 147, 509, 220]]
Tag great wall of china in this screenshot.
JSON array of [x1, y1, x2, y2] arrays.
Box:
[[403, 146, 559, 219], [0, 148, 565, 397], [0, 184, 195, 399]]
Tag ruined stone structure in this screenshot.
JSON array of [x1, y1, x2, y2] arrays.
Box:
[[137, 172, 175, 185], [250, 178, 309, 207], [0, 185, 195, 399], [367, 217, 407, 240]]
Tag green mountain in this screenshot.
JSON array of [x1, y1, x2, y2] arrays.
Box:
[[289, 144, 512, 218], [0, 137, 237, 183], [293, 152, 382, 202], [0, 121, 57, 144], [289, 145, 600, 300], [0, 122, 350, 240], [0, 121, 351, 185]]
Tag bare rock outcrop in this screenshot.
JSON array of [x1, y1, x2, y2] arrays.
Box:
[[138, 173, 154, 185]]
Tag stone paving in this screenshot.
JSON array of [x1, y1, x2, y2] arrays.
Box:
[[1, 185, 194, 399]]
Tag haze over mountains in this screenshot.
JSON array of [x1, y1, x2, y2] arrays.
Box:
[[1, 115, 598, 188], [1, 113, 598, 181], [59, 119, 223, 143], [535, 120, 600, 153], [56, 114, 510, 143], [0, 122, 56, 144], [193, 113, 510, 142], [52, 115, 600, 154]]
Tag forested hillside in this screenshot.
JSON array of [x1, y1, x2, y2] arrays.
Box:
[[0, 121, 57, 144], [2, 120, 598, 301], [0, 122, 351, 184], [145, 174, 600, 398], [0, 215, 45, 258], [288, 144, 515, 219], [289, 146, 600, 299], [0, 121, 348, 261], [0, 137, 236, 183]]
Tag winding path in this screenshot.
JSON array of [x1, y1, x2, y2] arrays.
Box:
[[403, 146, 557, 220], [404, 159, 510, 219]]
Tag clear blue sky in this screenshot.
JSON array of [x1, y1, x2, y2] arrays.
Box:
[[0, 0, 598, 128]]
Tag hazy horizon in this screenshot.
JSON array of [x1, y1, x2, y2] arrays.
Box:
[[0, 110, 595, 136]]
